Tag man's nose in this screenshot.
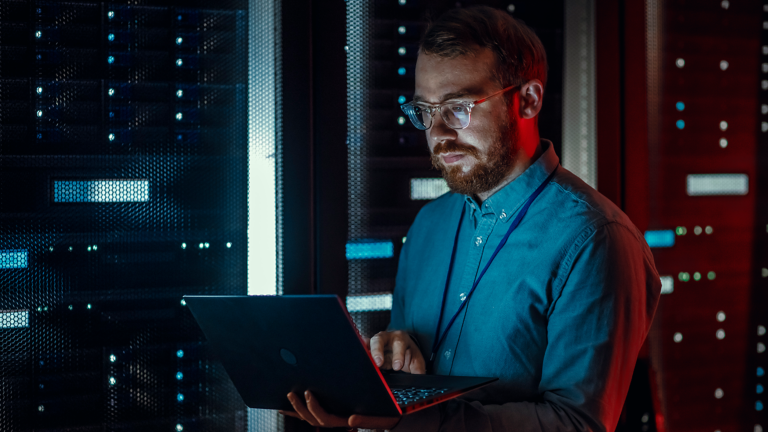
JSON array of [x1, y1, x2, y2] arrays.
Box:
[[427, 112, 458, 144]]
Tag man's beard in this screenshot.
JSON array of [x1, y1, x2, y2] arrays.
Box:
[[430, 121, 518, 197]]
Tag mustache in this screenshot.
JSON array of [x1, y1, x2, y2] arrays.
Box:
[[431, 141, 480, 159]]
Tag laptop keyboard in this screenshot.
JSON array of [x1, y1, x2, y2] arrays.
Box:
[[392, 387, 448, 406]]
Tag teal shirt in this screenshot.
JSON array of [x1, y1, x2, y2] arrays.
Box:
[[390, 141, 661, 432]]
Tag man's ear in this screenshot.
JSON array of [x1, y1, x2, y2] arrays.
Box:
[[518, 80, 544, 120]]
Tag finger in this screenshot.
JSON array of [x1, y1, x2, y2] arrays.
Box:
[[278, 410, 302, 420], [348, 414, 401, 430], [410, 349, 427, 375], [402, 348, 412, 373], [286, 392, 319, 427], [391, 334, 406, 371], [369, 332, 389, 367], [304, 391, 348, 428]]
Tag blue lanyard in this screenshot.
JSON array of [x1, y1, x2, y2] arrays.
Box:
[[429, 166, 559, 367]]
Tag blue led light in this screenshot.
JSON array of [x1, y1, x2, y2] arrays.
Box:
[[397, 67, 406, 76], [109, 111, 114, 118], [53, 180, 150, 203], [398, 47, 406, 55], [107, 56, 114, 64], [177, 393, 184, 402], [108, 133, 115, 141], [398, 26, 406, 34], [176, 89, 183, 98], [758, 384, 764, 394], [176, 37, 183, 45], [176, 371, 183, 380], [676, 101, 685, 111], [0, 250, 28, 269], [757, 400, 764, 411], [176, 350, 184, 358], [108, 88, 115, 96], [108, 33, 115, 42], [644, 230, 675, 248], [36, 87, 43, 94], [759, 367, 765, 377], [107, 11, 114, 19], [676, 119, 685, 129], [398, 95, 406, 104], [346, 240, 394, 260], [35, 31, 42, 39], [176, 59, 183, 67]]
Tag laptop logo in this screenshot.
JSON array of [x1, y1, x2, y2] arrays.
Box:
[[280, 348, 297, 366]]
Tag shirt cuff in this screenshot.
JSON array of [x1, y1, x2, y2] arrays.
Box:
[[389, 405, 440, 432]]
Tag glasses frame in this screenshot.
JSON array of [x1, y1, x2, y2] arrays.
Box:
[[400, 84, 521, 131]]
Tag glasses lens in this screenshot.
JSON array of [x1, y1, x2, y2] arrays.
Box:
[[400, 103, 430, 130], [443, 104, 471, 129]]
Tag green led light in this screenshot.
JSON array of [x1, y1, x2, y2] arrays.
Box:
[[678, 272, 690, 282], [693, 272, 701, 281], [707, 271, 716, 280], [675, 226, 687, 235]]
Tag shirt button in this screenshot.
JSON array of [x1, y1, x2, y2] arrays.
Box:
[[459, 292, 467, 301], [444, 349, 452, 359], [475, 236, 483, 246]]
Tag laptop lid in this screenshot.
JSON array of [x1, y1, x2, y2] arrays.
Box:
[[184, 294, 402, 417]]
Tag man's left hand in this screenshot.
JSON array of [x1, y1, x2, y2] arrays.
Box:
[[281, 391, 400, 430]]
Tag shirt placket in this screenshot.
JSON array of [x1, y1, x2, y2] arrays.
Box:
[[433, 208, 497, 375]]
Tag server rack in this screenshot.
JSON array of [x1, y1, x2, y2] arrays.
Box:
[[0, 1, 249, 430]]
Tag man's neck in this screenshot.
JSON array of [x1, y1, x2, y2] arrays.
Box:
[[474, 141, 544, 204]]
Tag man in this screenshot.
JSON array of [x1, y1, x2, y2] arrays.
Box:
[[283, 6, 661, 431]]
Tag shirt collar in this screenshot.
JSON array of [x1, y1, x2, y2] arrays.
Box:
[[464, 139, 559, 224]]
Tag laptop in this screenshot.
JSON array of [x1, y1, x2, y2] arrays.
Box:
[[184, 294, 497, 417]]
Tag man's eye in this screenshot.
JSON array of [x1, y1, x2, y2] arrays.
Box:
[[450, 106, 463, 113]]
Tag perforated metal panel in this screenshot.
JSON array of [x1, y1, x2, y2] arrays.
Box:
[[0, 1, 249, 430]]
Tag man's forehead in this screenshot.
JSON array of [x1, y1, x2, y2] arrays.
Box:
[[414, 50, 497, 103]]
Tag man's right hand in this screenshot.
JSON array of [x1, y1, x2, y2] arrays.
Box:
[[366, 330, 426, 374]]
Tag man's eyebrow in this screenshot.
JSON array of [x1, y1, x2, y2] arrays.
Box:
[[412, 90, 479, 104]]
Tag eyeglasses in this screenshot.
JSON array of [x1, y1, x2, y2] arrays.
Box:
[[399, 85, 520, 131]]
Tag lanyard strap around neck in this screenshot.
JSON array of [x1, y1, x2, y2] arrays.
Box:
[[429, 166, 559, 367]]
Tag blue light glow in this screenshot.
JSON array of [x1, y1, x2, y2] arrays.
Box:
[[398, 26, 406, 34], [346, 240, 394, 260], [759, 367, 765, 377], [676, 119, 685, 129], [758, 401, 764, 411], [758, 384, 764, 394], [347, 293, 393, 312], [644, 230, 675, 248], [176, 58, 183, 67], [176, 89, 183, 98], [53, 180, 150, 203], [108, 33, 115, 41], [397, 67, 406, 76], [176, 37, 183, 45], [0, 310, 29, 328], [107, 11, 114, 19], [176, 350, 184, 358], [676, 101, 685, 111], [176, 372, 183, 380], [0, 250, 28, 269], [107, 56, 114, 64], [35, 31, 42, 39], [398, 95, 406, 104], [177, 393, 184, 402], [398, 47, 406, 55], [36, 87, 43, 94]]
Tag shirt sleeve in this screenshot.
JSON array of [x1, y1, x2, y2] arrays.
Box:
[[392, 222, 661, 432]]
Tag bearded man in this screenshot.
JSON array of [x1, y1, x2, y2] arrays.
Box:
[[284, 6, 661, 431]]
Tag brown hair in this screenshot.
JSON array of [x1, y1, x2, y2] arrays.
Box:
[[420, 6, 548, 90]]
